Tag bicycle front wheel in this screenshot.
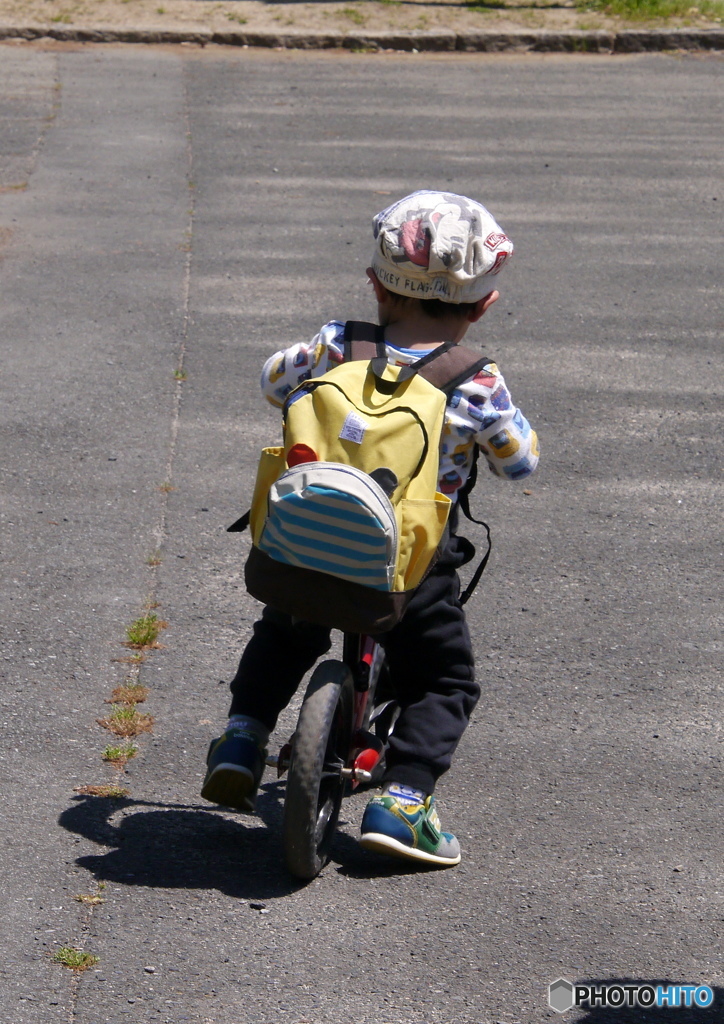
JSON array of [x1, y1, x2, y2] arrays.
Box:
[[283, 660, 354, 880]]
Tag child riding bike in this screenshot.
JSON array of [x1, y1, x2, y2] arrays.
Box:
[[201, 190, 540, 867]]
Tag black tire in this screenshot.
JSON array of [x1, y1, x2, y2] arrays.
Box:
[[283, 660, 354, 880]]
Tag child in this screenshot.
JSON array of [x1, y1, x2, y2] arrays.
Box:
[[202, 190, 539, 867]]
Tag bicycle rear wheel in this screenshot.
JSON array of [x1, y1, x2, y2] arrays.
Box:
[[283, 660, 354, 880]]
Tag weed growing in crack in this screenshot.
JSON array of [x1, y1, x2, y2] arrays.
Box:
[[124, 613, 167, 649], [108, 683, 149, 705], [101, 742, 139, 767], [98, 705, 154, 738], [75, 782, 131, 796], [51, 947, 99, 971], [74, 892, 105, 906], [112, 652, 147, 665]]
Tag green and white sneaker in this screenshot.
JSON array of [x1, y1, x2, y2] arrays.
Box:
[[359, 784, 461, 867]]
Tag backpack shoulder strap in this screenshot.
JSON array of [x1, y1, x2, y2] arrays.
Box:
[[324, 322, 494, 601], [342, 321, 491, 396], [417, 345, 491, 396], [342, 321, 387, 376], [456, 445, 491, 606]]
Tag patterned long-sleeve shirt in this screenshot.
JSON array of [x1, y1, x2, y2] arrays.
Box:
[[261, 320, 539, 499]]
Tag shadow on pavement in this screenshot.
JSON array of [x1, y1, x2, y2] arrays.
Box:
[[59, 777, 417, 895], [331, 829, 448, 878], [59, 778, 300, 899]]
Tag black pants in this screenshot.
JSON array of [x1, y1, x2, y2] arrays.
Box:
[[228, 532, 479, 796]]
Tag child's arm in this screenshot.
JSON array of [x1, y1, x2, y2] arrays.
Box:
[[454, 363, 540, 481], [261, 321, 345, 408]]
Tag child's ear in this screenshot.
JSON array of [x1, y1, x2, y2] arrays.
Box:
[[366, 267, 389, 304], [468, 289, 499, 322]]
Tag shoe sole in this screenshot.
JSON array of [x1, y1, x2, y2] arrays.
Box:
[[359, 831, 461, 867], [201, 763, 257, 813]]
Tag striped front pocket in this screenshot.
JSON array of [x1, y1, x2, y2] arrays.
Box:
[[258, 463, 398, 591]]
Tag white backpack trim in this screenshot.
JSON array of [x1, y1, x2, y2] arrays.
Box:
[[258, 463, 399, 592]]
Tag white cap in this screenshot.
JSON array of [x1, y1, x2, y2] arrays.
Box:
[[371, 190, 513, 304]]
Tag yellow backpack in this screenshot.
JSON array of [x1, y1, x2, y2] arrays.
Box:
[[234, 322, 490, 634]]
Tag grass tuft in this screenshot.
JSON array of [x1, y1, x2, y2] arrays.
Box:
[[98, 705, 154, 738], [111, 653, 146, 665], [124, 613, 167, 649], [51, 947, 99, 971], [337, 6, 367, 24], [74, 892, 105, 905], [101, 742, 139, 766], [75, 781, 132, 796], [108, 683, 149, 705]]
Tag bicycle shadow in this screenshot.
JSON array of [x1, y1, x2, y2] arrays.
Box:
[[569, 981, 722, 1022], [59, 779, 422, 895]]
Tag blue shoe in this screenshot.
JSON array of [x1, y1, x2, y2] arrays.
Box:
[[201, 727, 267, 813], [359, 791, 461, 867]]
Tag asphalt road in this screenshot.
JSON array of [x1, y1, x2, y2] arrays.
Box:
[[0, 41, 721, 1024]]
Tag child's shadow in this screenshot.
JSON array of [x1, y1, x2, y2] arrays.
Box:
[[59, 780, 418, 896], [60, 779, 304, 898]]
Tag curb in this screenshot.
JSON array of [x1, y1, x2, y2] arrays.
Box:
[[0, 24, 722, 52]]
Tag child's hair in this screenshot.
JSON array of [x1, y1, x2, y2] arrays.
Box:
[[372, 189, 513, 305], [381, 286, 479, 321]]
